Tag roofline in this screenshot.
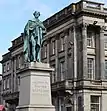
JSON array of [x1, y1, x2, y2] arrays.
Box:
[[82, 0, 104, 5]]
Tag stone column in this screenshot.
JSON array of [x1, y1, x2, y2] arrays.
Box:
[[100, 26, 105, 80], [73, 26, 77, 79], [82, 23, 88, 79], [68, 28, 74, 79], [11, 57, 14, 93], [47, 40, 50, 63], [72, 25, 77, 111], [14, 57, 16, 92], [64, 30, 68, 80], [55, 37, 59, 82], [95, 33, 100, 80]]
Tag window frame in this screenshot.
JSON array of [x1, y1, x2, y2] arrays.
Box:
[[87, 31, 95, 48], [87, 58, 95, 80], [44, 44, 47, 58], [51, 64, 55, 83], [104, 41, 107, 49], [52, 40, 55, 55], [3, 64, 6, 73], [7, 62, 10, 71], [16, 55, 21, 69], [60, 36, 65, 51], [7, 77, 10, 89], [90, 95, 100, 111], [60, 61, 65, 81], [3, 79, 6, 90]]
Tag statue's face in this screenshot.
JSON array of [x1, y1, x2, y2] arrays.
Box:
[[33, 11, 40, 18]]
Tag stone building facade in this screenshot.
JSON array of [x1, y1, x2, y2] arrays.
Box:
[[0, 77, 3, 104], [0, 35, 24, 110], [1, 0, 107, 111]]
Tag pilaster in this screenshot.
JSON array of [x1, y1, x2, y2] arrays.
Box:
[[55, 36, 59, 82], [47, 40, 50, 63], [68, 27, 74, 79], [72, 25, 77, 79], [64, 29, 69, 80], [100, 26, 106, 80], [95, 33, 100, 79], [82, 23, 88, 79]]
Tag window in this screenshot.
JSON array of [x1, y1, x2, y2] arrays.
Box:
[[18, 56, 21, 68], [91, 96, 100, 111], [61, 37, 65, 51], [16, 55, 21, 69], [17, 76, 20, 91], [105, 60, 107, 79], [66, 107, 72, 111], [104, 35, 107, 49], [51, 65, 55, 83], [59, 98, 64, 111], [52, 41, 55, 54], [87, 58, 94, 79], [87, 31, 93, 47], [78, 96, 83, 111], [60, 61, 65, 81], [18, 76, 20, 86], [44, 44, 47, 58], [3, 64, 6, 73], [7, 78, 10, 89], [21, 54, 24, 66], [7, 62, 10, 71], [104, 42, 107, 49], [3, 79, 6, 90]]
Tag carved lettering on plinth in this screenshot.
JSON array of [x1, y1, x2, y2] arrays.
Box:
[[32, 80, 49, 95]]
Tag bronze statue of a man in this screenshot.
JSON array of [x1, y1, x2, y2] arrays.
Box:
[[24, 11, 46, 62]]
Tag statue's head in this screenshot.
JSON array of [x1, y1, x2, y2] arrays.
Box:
[[33, 11, 40, 18]]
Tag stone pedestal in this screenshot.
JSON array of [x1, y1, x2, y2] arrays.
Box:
[[16, 62, 55, 111]]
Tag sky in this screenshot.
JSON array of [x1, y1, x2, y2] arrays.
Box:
[[0, 0, 106, 73]]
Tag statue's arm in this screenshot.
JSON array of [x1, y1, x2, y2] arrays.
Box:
[[38, 21, 46, 34]]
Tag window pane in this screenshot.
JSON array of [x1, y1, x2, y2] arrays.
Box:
[[104, 35, 107, 48], [51, 65, 55, 83], [3, 64, 6, 73], [3, 79, 6, 90], [7, 62, 10, 71], [66, 107, 72, 111], [105, 42, 107, 48], [52, 41, 55, 54], [91, 96, 100, 111], [60, 61, 65, 81], [91, 104, 99, 111], [7, 78, 10, 89], [61, 37, 64, 51], [91, 96, 99, 103], [87, 32, 93, 47], [78, 96, 83, 111], [44, 44, 47, 57], [87, 58, 94, 79]]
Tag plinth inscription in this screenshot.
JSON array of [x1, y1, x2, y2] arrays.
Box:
[[32, 80, 49, 95]]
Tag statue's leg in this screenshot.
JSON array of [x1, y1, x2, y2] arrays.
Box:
[[33, 42, 36, 62], [35, 44, 40, 62], [34, 36, 38, 61], [29, 40, 34, 62]]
